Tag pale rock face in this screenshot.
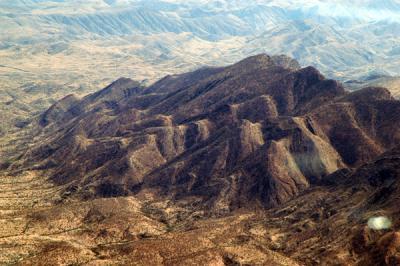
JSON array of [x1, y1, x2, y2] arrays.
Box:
[[291, 117, 344, 180], [239, 120, 264, 160], [127, 135, 167, 184]]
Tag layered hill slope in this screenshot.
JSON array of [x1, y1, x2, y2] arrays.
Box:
[[13, 54, 400, 213]]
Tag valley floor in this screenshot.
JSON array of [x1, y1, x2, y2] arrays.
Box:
[[0, 168, 399, 266], [0, 171, 66, 264], [0, 171, 301, 266]]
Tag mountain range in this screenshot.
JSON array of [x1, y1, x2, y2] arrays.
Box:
[[1, 54, 400, 265], [1, 1, 400, 265], [2, 0, 400, 77], [3, 0, 400, 79], [1, 0, 400, 137], [13, 54, 400, 211]]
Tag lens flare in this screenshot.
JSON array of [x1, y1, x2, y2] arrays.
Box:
[[367, 216, 392, 230]]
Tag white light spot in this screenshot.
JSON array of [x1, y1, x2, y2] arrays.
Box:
[[368, 216, 392, 230]]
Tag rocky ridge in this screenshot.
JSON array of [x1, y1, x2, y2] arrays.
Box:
[[10, 54, 400, 214]]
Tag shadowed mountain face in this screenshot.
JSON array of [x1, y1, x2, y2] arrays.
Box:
[[17, 54, 400, 213]]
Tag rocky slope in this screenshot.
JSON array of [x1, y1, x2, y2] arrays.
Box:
[[10, 54, 400, 215]]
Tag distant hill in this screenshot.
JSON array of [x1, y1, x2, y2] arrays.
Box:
[[346, 74, 400, 99], [1, 1, 400, 138]]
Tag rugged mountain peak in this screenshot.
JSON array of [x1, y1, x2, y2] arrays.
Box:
[[39, 94, 80, 127], [296, 65, 322, 78], [225, 53, 276, 74], [87, 77, 142, 102], [228, 53, 301, 73], [235, 53, 272, 65], [291, 67, 345, 114], [271, 54, 301, 70]]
